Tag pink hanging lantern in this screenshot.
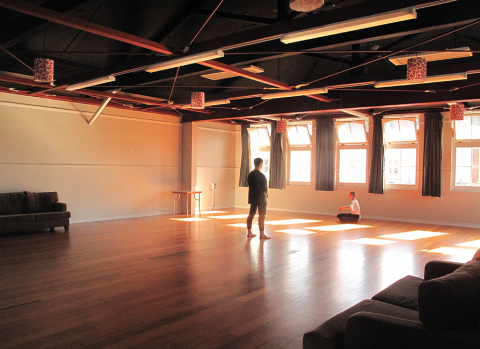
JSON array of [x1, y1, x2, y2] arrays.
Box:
[[277, 120, 287, 133], [450, 103, 465, 121], [406, 57, 427, 83], [290, 0, 324, 12], [191, 92, 205, 109], [34, 58, 54, 83]]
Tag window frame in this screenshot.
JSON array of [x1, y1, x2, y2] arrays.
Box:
[[382, 116, 420, 190], [451, 113, 480, 191], [335, 119, 369, 187], [286, 123, 312, 185]]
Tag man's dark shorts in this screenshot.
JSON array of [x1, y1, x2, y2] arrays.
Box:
[[249, 203, 267, 216]]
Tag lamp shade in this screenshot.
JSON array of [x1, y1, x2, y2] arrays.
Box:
[[277, 120, 287, 133], [34, 58, 54, 83], [450, 103, 465, 121], [290, 0, 324, 12], [191, 92, 205, 109], [406, 57, 427, 83]]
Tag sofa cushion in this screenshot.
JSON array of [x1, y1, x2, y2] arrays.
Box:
[[34, 211, 71, 222], [418, 260, 480, 330], [23, 191, 58, 213], [303, 299, 420, 349], [0, 213, 35, 224], [472, 249, 480, 261], [372, 275, 423, 310], [0, 192, 25, 215]]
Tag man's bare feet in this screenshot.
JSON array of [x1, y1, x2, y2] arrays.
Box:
[[259, 232, 271, 239], [247, 230, 257, 238]]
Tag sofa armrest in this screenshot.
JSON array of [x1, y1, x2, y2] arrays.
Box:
[[424, 260, 464, 280], [52, 202, 67, 212], [345, 311, 480, 349]]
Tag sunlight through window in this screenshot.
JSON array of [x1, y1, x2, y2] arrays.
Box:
[[227, 223, 247, 228], [200, 211, 228, 214], [427, 247, 476, 259], [345, 238, 398, 245], [379, 230, 448, 240], [309, 224, 371, 231]]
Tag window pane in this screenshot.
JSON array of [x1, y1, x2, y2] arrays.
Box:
[[287, 126, 311, 145], [455, 147, 480, 187], [290, 150, 311, 182], [398, 120, 417, 141], [385, 148, 416, 185], [337, 123, 353, 143], [384, 120, 401, 142], [455, 116, 472, 140], [249, 127, 270, 147], [473, 115, 480, 139], [251, 150, 270, 179], [336, 122, 366, 143], [339, 149, 366, 183]]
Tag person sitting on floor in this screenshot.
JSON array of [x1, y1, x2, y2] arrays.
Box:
[[337, 191, 361, 223]]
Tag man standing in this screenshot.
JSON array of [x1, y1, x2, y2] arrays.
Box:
[[246, 158, 271, 239]]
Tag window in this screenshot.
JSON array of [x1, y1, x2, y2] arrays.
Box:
[[382, 117, 418, 188], [453, 114, 480, 189], [248, 126, 271, 178], [286, 124, 312, 183], [335, 120, 368, 185]]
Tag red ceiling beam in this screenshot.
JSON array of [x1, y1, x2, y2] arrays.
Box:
[[0, 0, 175, 56]]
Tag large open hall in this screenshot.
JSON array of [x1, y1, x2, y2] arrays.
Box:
[[2, 209, 479, 348]]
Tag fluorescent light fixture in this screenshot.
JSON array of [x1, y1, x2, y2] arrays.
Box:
[[180, 99, 230, 108], [66, 75, 115, 91], [202, 65, 264, 80], [374, 72, 467, 88], [261, 87, 328, 100], [280, 7, 416, 44], [389, 47, 472, 65], [145, 49, 224, 73]]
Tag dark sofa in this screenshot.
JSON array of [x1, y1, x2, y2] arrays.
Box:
[[0, 191, 70, 233], [303, 257, 480, 349]]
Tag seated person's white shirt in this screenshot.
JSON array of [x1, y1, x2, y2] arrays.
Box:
[[350, 199, 361, 216]]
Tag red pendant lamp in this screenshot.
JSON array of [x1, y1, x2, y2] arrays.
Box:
[[191, 92, 205, 109], [277, 118, 287, 133], [450, 103, 465, 121], [34, 58, 54, 83], [406, 57, 427, 83], [290, 0, 324, 12]]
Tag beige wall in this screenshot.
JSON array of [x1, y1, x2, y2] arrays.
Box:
[[0, 93, 182, 223], [235, 116, 480, 228], [196, 122, 237, 210]]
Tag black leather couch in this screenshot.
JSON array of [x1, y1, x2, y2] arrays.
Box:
[[303, 258, 480, 349], [0, 191, 70, 233]]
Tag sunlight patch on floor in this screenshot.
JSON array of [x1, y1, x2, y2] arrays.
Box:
[[309, 224, 371, 232], [275, 229, 317, 235], [206, 214, 249, 219], [426, 247, 476, 258], [456, 239, 480, 248], [227, 223, 247, 228], [379, 230, 448, 240], [200, 210, 228, 214], [265, 219, 321, 225], [345, 238, 398, 246], [171, 218, 210, 222]]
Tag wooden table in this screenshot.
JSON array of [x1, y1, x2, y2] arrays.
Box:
[[172, 190, 202, 217]]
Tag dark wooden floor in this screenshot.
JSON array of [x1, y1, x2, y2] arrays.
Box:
[[1, 208, 479, 349]]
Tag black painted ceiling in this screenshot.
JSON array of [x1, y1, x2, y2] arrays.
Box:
[[0, 0, 479, 124]]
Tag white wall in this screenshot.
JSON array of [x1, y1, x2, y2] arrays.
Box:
[[196, 122, 237, 210], [235, 115, 480, 228], [0, 93, 182, 223]]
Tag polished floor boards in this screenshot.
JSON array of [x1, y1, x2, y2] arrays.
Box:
[[1, 208, 480, 349]]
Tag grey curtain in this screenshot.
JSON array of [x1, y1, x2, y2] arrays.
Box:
[[422, 112, 443, 197], [368, 115, 384, 194], [269, 121, 284, 189], [239, 123, 250, 187], [315, 118, 335, 191]]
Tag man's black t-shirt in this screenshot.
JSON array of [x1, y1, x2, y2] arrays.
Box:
[[247, 169, 268, 205]]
